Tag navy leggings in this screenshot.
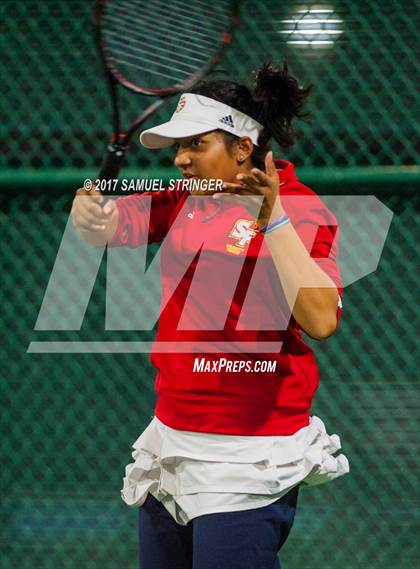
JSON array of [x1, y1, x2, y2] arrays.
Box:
[[138, 485, 299, 569]]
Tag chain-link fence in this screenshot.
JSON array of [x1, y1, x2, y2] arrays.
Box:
[[1, 0, 419, 174], [1, 1, 419, 568]]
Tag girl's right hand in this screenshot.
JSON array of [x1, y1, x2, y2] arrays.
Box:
[[71, 188, 118, 244], [71, 187, 115, 232]]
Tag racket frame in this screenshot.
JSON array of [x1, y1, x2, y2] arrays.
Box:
[[94, 0, 239, 180]]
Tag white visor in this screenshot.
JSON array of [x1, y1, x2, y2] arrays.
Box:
[[140, 93, 264, 149]]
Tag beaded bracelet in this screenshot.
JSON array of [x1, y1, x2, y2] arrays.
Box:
[[259, 214, 291, 234]]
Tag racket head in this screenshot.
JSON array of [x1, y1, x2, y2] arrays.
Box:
[[95, 0, 239, 96]]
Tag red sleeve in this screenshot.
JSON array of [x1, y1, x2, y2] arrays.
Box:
[[108, 189, 186, 248], [283, 191, 343, 324]]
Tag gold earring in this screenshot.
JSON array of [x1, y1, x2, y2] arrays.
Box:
[[238, 155, 244, 162]]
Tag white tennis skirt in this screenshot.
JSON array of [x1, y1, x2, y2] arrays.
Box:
[[121, 415, 349, 525]]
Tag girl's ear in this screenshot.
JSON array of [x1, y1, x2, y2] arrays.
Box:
[[236, 137, 253, 164]]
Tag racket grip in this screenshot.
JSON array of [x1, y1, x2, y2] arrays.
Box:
[[98, 143, 127, 182]]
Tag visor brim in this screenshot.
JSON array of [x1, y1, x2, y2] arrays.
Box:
[[140, 120, 215, 149]]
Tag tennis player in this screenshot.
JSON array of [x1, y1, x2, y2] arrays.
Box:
[[71, 63, 349, 569]]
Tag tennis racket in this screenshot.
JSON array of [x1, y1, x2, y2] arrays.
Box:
[[95, 0, 239, 188]]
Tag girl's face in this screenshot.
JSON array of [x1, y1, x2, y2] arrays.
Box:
[[173, 131, 240, 194]]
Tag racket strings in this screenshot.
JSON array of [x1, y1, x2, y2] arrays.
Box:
[[108, 0, 226, 51], [104, 12, 215, 56], [105, 33, 209, 76], [104, 26, 207, 80], [137, 0, 230, 30], [168, 0, 233, 24], [105, 29, 208, 67], [110, 5, 216, 46], [100, 0, 234, 91], [106, 57, 186, 84], [120, 0, 223, 42]]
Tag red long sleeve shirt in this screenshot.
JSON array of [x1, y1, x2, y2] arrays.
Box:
[[108, 161, 342, 435]]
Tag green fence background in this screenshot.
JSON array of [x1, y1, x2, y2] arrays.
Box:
[[1, 1, 419, 568]]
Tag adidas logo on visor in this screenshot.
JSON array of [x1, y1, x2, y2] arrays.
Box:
[[219, 114, 234, 128]]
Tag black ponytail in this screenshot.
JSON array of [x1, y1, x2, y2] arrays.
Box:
[[253, 62, 312, 148], [189, 62, 312, 169]]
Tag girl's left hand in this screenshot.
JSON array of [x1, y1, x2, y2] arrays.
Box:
[[213, 151, 285, 229]]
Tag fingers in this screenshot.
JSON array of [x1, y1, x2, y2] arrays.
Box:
[[221, 181, 252, 193], [75, 196, 111, 220], [71, 204, 107, 231], [74, 211, 107, 232], [71, 189, 116, 233], [265, 150, 277, 177], [248, 152, 276, 184], [222, 172, 264, 195], [103, 199, 115, 216], [76, 186, 103, 201], [236, 172, 261, 193], [250, 168, 269, 185]]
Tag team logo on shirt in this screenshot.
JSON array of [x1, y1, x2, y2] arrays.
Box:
[[226, 219, 258, 255]]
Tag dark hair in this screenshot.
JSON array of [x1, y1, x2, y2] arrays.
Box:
[[189, 63, 312, 169]]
